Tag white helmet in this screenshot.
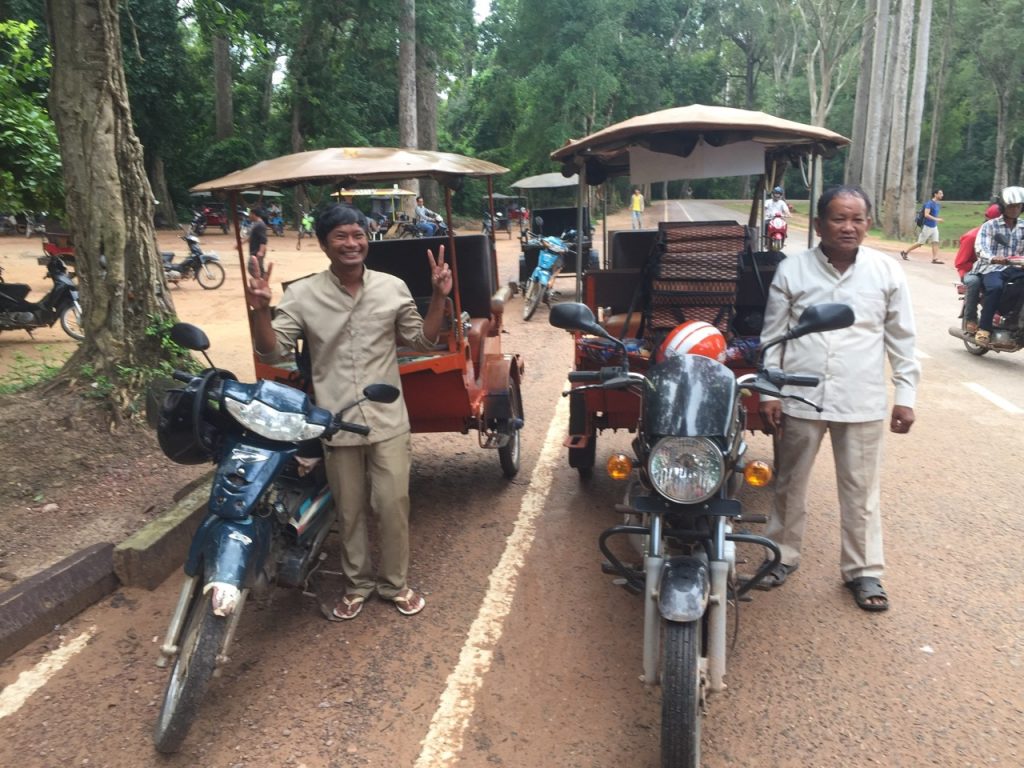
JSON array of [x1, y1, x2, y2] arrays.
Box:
[[999, 186, 1024, 206]]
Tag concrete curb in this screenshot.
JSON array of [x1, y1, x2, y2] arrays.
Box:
[[0, 474, 211, 662]]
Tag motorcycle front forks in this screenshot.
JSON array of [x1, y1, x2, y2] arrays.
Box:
[[156, 575, 249, 675]]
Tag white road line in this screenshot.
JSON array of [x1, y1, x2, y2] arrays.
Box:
[[415, 393, 570, 767], [0, 626, 96, 719], [964, 382, 1023, 414]]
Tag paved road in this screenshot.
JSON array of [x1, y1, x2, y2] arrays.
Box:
[[1, 202, 1021, 767]]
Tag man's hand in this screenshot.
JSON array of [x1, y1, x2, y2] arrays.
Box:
[[246, 261, 274, 311], [427, 245, 452, 297], [890, 405, 915, 434], [760, 400, 784, 436]]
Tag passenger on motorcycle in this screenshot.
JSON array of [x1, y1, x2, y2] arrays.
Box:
[[955, 203, 1001, 332], [414, 196, 441, 236], [764, 186, 790, 221], [972, 186, 1024, 346]]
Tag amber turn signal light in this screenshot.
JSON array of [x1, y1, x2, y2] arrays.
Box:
[[606, 453, 633, 480], [743, 460, 773, 487]]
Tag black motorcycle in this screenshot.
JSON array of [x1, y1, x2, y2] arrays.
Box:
[[0, 255, 84, 340], [162, 234, 226, 289]]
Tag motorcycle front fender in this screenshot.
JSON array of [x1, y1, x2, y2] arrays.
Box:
[[530, 266, 551, 286], [658, 556, 709, 622], [184, 514, 273, 589]]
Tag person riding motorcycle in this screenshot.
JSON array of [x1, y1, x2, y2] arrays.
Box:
[[764, 186, 790, 222], [955, 203, 1002, 332], [414, 196, 442, 236], [971, 186, 1024, 347]]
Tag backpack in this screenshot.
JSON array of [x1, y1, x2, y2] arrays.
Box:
[[915, 204, 927, 228]]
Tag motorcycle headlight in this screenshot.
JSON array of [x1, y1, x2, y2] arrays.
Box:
[[224, 397, 326, 442], [647, 436, 725, 504]]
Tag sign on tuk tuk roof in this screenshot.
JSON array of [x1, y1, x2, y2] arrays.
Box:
[[191, 147, 508, 193], [551, 105, 850, 179], [510, 172, 579, 190]]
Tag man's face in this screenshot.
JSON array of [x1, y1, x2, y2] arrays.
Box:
[[814, 193, 871, 255], [1005, 202, 1023, 219], [772, 191, 782, 200], [936, 190, 944, 200], [320, 222, 369, 271], [416, 197, 424, 206]]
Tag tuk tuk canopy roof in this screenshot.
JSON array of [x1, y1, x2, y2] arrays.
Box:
[[551, 105, 850, 182], [191, 147, 508, 193], [510, 172, 579, 189]]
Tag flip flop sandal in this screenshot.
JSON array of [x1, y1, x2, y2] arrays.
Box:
[[390, 588, 425, 616], [747, 562, 798, 591], [326, 594, 366, 621], [844, 577, 889, 612]]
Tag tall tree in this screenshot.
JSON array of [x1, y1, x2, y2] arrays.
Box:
[[859, 0, 891, 207], [45, 0, 174, 412], [881, 0, 913, 236], [898, 0, 932, 232], [921, 0, 955, 197]]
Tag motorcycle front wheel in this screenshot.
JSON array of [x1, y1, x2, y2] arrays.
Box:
[[153, 591, 230, 754], [522, 278, 542, 321], [661, 619, 702, 768], [196, 261, 226, 289], [60, 304, 85, 341]]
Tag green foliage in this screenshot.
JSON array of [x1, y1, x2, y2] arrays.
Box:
[[0, 349, 66, 394], [0, 20, 63, 213]]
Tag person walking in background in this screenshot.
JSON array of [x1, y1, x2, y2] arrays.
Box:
[[972, 186, 1024, 347], [900, 189, 945, 263], [758, 185, 920, 613], [630, 187, 645, 229], [954, 203, 1001, 332], [247, 207, 268, 278]]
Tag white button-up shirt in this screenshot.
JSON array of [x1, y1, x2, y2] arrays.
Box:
[[760, 245, 920, 422]]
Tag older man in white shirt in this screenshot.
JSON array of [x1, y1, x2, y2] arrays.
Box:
[[758, 185, 920, 613]]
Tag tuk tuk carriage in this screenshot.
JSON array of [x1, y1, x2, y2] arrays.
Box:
[[190, 147, 525, 477], [548, 104, 850, 476]]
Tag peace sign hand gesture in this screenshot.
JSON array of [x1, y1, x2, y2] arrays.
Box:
[[427, 245, 452, 297]]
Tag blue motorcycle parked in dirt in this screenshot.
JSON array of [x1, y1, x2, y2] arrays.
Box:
[[150, 322, 398, 753], [521, 231, 570, 321]]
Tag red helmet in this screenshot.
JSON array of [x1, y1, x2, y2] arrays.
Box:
[[657, 321, 727, 363]]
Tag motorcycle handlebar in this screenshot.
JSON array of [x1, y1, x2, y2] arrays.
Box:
[[782, 374, 819, 387], [568, 367, 625, 383], [327, 419, 371, 438], [172, 370, 194, 384]]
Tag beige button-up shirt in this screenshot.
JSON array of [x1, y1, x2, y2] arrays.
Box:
[[760, 245, 920, 422], [256, 268, 436, 446]]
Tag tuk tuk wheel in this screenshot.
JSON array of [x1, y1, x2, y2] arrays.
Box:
[[568, 391, 595, 479], [498, 378, 523, 478]]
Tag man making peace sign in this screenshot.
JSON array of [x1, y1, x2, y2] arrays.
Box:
[[247, 203, 451, 621]]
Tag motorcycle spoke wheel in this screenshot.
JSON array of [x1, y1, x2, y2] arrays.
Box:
[[497, 378, 523, 479], [522, 279, 542, 321], [59, 304, 85, 341], [661, 619, 703, 768], [197, 261, 226, 289], [153, 591, 231, 754]]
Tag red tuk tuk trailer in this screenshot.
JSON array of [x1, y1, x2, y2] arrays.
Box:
[[191, 147, 525, 477], [548, 105, 850, 476]]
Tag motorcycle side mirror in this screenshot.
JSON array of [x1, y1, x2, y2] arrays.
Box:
[[169, 322, 211, 352], [549, 302, 608, 338], [362, 383, 400, 404], [787, 303, 855, 338]]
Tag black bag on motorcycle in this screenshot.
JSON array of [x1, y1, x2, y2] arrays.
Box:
[[156, 387, 214, 464]]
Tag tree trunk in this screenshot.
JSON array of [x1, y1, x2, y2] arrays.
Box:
[[213, 35, 233, 140], [861, 0, 890, 208], [398, 0, 418, 196], [992, 88, 1010, 193], [148, 153, 174, 229], [845, 0, 876, 186], [416, 48, 439, 207], [45, 0, 175, 410], [922, 0, 954, 197], [881, 0, 913, 237], [898, 0, 932, 233]]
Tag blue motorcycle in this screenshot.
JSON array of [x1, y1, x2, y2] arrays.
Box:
[[150, 323, 398, 753], [522, 231, 570, 321]]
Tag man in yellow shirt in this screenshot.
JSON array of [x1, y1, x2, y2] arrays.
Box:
[[631, 187, 645, 230]]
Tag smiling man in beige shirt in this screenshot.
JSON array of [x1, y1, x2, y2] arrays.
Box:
[[246, 203, 451, 620]]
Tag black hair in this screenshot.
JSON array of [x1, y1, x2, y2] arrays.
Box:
[[315, 203, 369, 242], [251, 206, 266, 220], [816, 185, 872, 218]]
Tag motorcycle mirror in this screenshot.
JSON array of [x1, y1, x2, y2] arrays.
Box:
[[549, 302, 608, 337], [362, 383, 401, 404], [169, 322, 211, 352], [787, 303, 855, 339]]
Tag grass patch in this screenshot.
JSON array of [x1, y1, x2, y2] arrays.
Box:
[[0, 349, 67, 394]]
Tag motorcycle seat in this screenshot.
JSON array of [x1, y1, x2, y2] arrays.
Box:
[[161, 252, 175, 264], [0, 283, 32, 304]]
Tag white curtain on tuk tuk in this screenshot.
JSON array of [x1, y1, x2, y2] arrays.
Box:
[[628, 140, 764, 183]]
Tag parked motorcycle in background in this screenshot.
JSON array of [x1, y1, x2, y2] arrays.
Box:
[[521, 230, 570, 321], [0, 255, 84, 340], [149, 322, 400, 753], [22, 211, 48, 237], [549, 301, 854, 768], [162, 234, 225, 289]]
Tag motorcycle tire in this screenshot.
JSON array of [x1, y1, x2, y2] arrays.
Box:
[[59, 304, 85, 341], [962, 316, 989, 356], [522, 279, 542, 321], [567, 391, 595, 479], [497, 377, 523, 479], [153, 590, 230, 754], [661, 619, 702, 768], [196, 261, 226, 290], [195, 223, 206, 236]]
